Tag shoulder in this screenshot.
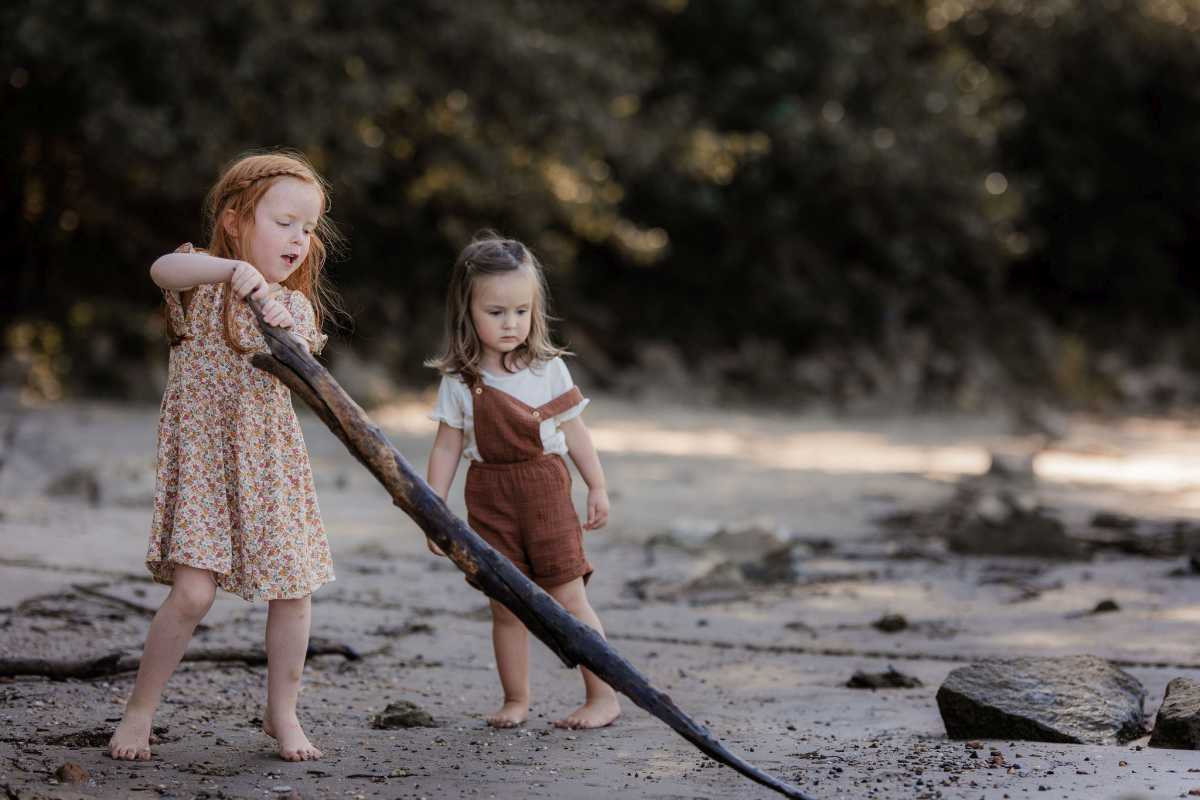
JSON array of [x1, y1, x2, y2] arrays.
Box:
[[173, 242, 210, 256], [280, 288, 317, 317], [543, 356, 574, 385], [280, 287, 313, 308], [431, 373, 470, 419], [436, 372, 469, 396]]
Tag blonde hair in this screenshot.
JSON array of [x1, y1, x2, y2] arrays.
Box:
[[426, 232, 568, 386], [167, 150, 342, 350]]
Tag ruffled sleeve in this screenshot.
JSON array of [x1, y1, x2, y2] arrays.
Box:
[[281, 290, 328, 355], [429, 375, 466, 429], [548, 357, 588, 423], [161, 242, 195, 340]]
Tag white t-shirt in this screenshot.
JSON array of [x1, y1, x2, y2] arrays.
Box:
[[429, 357, 588, 462]]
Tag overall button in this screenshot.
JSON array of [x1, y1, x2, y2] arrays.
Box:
[[532, 411, 541, 418], [475, 387, 483, 395]]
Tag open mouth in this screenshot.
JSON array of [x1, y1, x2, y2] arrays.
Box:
[[282, 254, 298, 266]]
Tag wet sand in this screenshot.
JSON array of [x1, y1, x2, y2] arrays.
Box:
[[2, 395, 1199, 799]]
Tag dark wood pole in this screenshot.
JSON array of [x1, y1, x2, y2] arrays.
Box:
[[248, 317, 816, 800]]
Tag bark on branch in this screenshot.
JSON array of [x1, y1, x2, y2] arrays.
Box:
[[0, 640, 359, 680], [247, 315, 815, 800]]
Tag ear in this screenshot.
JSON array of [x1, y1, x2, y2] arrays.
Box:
[[222, 208, 239, 239]]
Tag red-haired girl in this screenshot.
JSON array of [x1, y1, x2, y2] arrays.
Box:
[[109, 152, 339, 763]]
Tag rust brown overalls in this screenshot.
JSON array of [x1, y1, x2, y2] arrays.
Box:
[[464, 380, 593, 589]]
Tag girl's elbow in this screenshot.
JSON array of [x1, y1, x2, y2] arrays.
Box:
[[149, 257, 177, 288]]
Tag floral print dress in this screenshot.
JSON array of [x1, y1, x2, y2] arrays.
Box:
[[146, 244, 334, 601]]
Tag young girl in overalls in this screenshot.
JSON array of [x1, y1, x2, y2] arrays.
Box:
[[425, 233, 620, 730]]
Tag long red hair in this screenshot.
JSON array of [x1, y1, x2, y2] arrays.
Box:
[[168, 151, 341, 351]]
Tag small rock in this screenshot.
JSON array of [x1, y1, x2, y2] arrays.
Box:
[[948, 506, 1084, 559], [370, 700, 437, 729], [936, 655, 1146, 745], [55, 762, 89, 783], [1090, 511, 1139, 531], [46, 467, 101, 506], [1148, 677, 1200, 750], [1091, 599, 1120, 614], [846, 666, 923, 689], [704, 519, 787, 559], [872, 613, 908, 633], [987, 451, 1037, 480]]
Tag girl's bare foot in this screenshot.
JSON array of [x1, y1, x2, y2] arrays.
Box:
[[109, 710, 153, 761], [486, 699, 529, 728], [552, 695, 620, 730], [263, 709, 322, 761]]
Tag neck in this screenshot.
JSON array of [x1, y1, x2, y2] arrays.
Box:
[[480, 349, 523, 375]]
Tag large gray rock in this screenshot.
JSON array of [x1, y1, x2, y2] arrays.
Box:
[[936, 655, 1146, 745], [1148, 677, 1200, 749]]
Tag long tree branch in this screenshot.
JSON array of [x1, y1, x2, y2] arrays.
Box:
[[247, 316, 815, 800]]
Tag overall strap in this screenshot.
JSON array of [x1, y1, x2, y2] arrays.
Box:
[[470, 378, 544, 463], [536, 386, 584, 420]]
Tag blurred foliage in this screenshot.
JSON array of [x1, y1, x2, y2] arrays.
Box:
[[3, 0, 1200, 408]]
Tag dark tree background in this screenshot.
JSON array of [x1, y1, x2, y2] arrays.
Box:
[[4, 0, 1199, 409]]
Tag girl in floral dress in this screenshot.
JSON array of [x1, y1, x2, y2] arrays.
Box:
[[109, 152, 338, 763]]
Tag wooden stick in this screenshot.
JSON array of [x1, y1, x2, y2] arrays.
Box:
[[0, 641, 360, 680], [247, 313, 815, 800]]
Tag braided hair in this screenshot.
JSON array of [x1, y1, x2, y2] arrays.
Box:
[[166, 151, 342, 351]]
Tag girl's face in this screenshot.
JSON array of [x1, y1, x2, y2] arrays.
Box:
[[238, 177, 323, 284], [469, 268, 535, 360]]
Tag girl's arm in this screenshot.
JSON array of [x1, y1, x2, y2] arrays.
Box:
[[425, 422, 466, 555], [150, 250, 243, 290], [561, 417, 609, 530], [150, 251, 294, 328]]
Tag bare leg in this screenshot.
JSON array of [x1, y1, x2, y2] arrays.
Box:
[[486, 599, 531, 728], [547, 578, 620, 730], [109, 566, 216, 760], [262, 595, 321, 761]]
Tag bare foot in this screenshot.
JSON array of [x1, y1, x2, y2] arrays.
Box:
[[486, 699, 529, 728], [109, 710, 153, 761], [263, 710, 322, 761], [552, 695, 620, 730]]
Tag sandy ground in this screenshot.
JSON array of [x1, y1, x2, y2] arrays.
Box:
[[2, 393, 1200, 799]]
